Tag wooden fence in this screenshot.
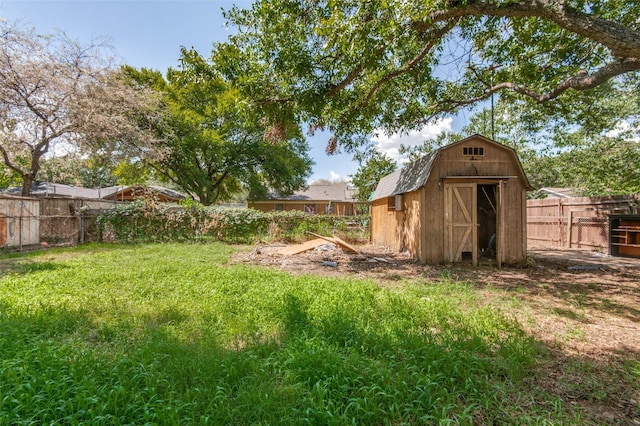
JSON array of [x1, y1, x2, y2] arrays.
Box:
[[526, 194, 640, 251], [39, 197, 121, 245], [0, 196, 122, 250], [0, 196, 40, 249]]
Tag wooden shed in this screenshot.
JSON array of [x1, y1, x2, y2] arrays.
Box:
[[370, 135, 532, 266]]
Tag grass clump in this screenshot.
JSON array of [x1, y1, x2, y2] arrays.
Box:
[[0, 243, 577, 424]]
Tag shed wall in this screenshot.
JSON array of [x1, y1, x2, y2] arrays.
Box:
[[372, 136, 529, 264], [436, 138, 524, 178], [370, 199, 404, 251], [416, 141, 527, 264], [421, 177, 444, 263]]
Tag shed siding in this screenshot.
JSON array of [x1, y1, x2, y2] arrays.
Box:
[[370, 198, 403, 251], [422, 177, 444, 263], [402, 190, 422, 257], [437, 138, 523, 178], [498, 181, 527, 263]]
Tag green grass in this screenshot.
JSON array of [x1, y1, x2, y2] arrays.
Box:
[[0, 243, 578, 424]]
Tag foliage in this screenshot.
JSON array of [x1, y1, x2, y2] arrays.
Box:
[[38, 155, 117, 188], [0, 243, 589, 424], [96, 200, 370, 244], [398, 130, 466, 162], [351, 150, 398, 202], [216, 0, 640, 153], [0, 20, 160, 196], [123, 47, 313, 206], [0, 163, 22, 190], [399, 84, 640, 197], [527, 135, 640, 196]]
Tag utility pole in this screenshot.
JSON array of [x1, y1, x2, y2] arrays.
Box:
[[487, 64, 502, 140]]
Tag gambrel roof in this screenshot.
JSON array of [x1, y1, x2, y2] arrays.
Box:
[[370, 151, 438, 201], [371, 134, 531, 201]]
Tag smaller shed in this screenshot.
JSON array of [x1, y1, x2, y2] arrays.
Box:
[[370, 134, 532, 266], [0, 195, 40, 248]]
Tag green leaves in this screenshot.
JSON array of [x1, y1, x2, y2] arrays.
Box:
[[126, 49, 312, 205], [97, 201, 371, 244], [217, 0, 639, 153], [351, 150, 398, 201]]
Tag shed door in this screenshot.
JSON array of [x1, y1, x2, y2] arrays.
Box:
[[444, 183, 477, 265], [496, 180, 505, 268]]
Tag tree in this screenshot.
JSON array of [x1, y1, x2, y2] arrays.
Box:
[[527, 134, 640, 197], [351, 150, 398, 202], [0, 21, 159, 196], [217, 0, 639, 152], [398, 91, 640, 196], [124, 48, 313, 206], [37, 154, 151, 188]]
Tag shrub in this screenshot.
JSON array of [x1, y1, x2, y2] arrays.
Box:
[[96, 200, 370, 244]]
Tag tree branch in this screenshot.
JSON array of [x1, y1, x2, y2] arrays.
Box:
[[324, 46, 386, 97], [434, 56, 640, 111], [415, 0, 640, 59], [357, 19, 460, 109], [0, 142, 25, 177]]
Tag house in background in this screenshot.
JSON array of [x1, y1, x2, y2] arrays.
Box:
[[102, 185, 186, 203], [5, 183, 186, 203], [536, 187, 578, 199], [370, 134, 532, 266], [5, 182, 120, 199], [248, 181, 367, 216]]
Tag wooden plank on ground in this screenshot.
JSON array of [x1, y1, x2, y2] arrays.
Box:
[[305, 231, 359, 253], [277, 238, 328, 255], [306, 231, 338, 244], [332, 235, 359, 253]]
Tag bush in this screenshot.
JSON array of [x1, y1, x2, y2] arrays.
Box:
[[96, 199, 370, 244]]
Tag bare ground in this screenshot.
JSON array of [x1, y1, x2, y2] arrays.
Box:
[[234, 243, 640, 425]]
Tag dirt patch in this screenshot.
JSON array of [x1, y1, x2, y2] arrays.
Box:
[[234, 243, 640, 424]]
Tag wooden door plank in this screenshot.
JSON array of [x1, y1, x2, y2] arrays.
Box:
[[277, 238, 329, 255], [332, 236, 359, 253]]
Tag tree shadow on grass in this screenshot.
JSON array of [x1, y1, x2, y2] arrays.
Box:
[[3, 289, 630, 425], [449, 262, 640, 323]]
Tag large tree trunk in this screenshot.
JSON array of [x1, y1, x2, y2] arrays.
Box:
[[21, 174, 33, 197]]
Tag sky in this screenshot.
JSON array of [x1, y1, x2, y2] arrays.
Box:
[[0, 0, 460, 182]]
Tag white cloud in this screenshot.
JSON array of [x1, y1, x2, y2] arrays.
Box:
[[606, 120, 640, 142], [370, 118, 453, 162], [329, 170, 341, 181]]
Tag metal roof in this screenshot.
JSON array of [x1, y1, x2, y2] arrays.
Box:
[[370, 134, 532, 201], [4, 182, 121, 199], [370, 151, 438, 201], [4, 183, 186, 201]]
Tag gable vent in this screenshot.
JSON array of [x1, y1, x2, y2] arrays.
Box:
[[463, 147, 484, 156]]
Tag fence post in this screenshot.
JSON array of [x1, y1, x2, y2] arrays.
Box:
[[80, 214, 85, 244], [566, 210, 573, 248], [18, 200, 23, 251]]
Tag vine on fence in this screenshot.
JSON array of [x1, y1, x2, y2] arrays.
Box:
[[96, 198, 370, 244]]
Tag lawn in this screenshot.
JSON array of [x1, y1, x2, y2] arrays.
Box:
[[0, 243, 634, 424]]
